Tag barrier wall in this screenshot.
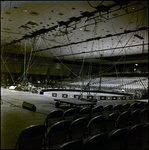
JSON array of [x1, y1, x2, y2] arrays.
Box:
[[41, 89, 133, 100]]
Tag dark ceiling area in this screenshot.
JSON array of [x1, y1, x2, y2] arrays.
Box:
[[1, 0, 148, 82]]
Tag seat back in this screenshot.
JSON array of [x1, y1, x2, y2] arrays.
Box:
[[139, 108, 148, 125], [125, 124, 143, 149], [48, 120, 71, 148], [69, 117, 89, 140], [87, 115, 106, 136], [83, 133, 108, 149], [44, 110, 63, 131], [130, 102, 138, 112], [14, 125, 47, 149], [106, 128, 127, 149], [137, 102, 145, 110], [91, 105, 103, 118], [102, 105, 113, 117], [58, 140, 83, 150], [78, 107, 92, 119], [116, 111, 131, 128], [62, 108, 79, 122], [105, 112, 119, 133], [129, 109, 140, 126], [144, 102, 148, 108], [121, 103, 130, 112], [139, 122, 148, 149], [111, 104, 122, 114]]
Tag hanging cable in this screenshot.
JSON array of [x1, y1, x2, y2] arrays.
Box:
[[65, 27, 80, 76], [1, 57, 15, 84], [21, 39, 27, 85], [42, 38, 79, 78], [87, 0, 104, 8], [1, 1, 12, 56], [25, 38, 35, 76]]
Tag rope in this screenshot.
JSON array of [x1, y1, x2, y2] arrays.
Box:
[[42, 38, 79, 78], [66, 30, 80, 75]]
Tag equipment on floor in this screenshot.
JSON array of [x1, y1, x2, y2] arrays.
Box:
[[22, 101, 36, 111]]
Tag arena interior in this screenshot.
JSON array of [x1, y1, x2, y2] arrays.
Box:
[[1, 1, 148, 149]]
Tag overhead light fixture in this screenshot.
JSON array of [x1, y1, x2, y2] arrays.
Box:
[[134, 34, 144, 40], [29, 11, 39, 16], [95, 5, 110, 12], [81, 11, 94, 17], [23, 10, 27, 13]]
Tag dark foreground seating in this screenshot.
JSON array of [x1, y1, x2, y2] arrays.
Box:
[[47, 120, 71, 149], [14, 125, 47, 149]]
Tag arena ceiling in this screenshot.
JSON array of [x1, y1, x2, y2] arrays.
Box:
[[1, 1, 148, 64]]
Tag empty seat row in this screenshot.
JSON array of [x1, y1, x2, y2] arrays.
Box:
[[45, 109, 148, 149], [44, 106, 148, 135], [14, 122, 148, 149], [64, 102, 148, 119], [56, 123, 149, 150]]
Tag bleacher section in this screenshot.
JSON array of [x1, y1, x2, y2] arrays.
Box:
[[15, 101, 148, 149]]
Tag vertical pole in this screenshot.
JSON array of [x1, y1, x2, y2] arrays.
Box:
[[142, 40, 144, 53], [23, 39, 26, 84], [99, 60, 102, 90]]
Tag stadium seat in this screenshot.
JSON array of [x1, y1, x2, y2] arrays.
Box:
[[69, 117, 89, 140], [105, 112, 119, 133], [62, 108, 79, 122], [139, 122, 148, 149], [139, 108, 148, 125], [78, 106, 92, 119], [111, 104, 122, 114], [83, 133, 108, 149], [102, 105, 113, 117], [106, 128, 127, 149], [91, 105, 103, 118], [130, 102, 138, 112], [44, 110, 63, 134], [129, 109, 140, 126], [58, 140, 83, 150], [47, 120, 71, 149], [87, 115, 106, 136], [14, 125, 47, 149], [125, 124, 143, 149], [116, 111, 131, 128], [121, 103, 130, 112]]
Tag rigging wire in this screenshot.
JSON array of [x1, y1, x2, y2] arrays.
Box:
[[25, 35, 47, 73], [1, 1, 12, 56], [79, 21, 98, 97], [25, 38, 35, 76], [21, 38, 27, 85], [94, 10, 148, 89], [70, 4, 147, 90], [78, 52, 86, 79], [109, 7, 135, 57], [66, 29, 80, 76], [87, 0, 104, 8], [1, 1, 15, 84], [1, 57, 15, 84], [42, 38, 79, 78], [40, 28, 85, 80]]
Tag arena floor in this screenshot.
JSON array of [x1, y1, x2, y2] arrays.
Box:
[[1, 87, 147, 149]]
